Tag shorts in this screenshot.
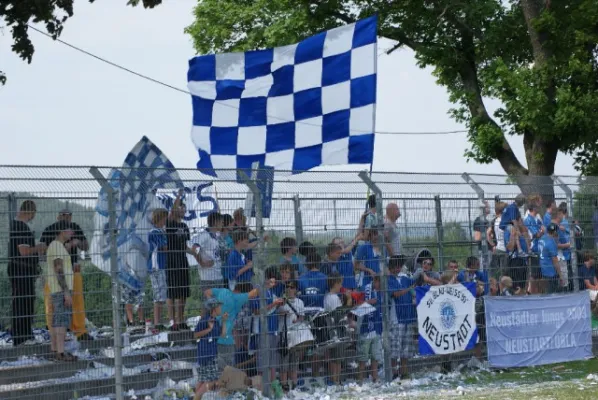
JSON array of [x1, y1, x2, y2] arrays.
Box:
[[390, 323, 417, 359], [166, 266, 190, 299], [327, 346, 344, 363], [198, 359, 220, 383], [357, 335, 382, 363], [121, 285, 144, 306], [281, 347, 303, 373], [51, 292, 72, 328], [150, 269, 167, 303], [529, 256, 542, 279], [257, 334, 281, 371]]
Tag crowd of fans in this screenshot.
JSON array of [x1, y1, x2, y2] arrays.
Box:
[[6, 192, 598, 399]]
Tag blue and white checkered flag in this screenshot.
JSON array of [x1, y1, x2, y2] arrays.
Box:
[[188, 17, 377, 178], [90, 136, 183, 291]]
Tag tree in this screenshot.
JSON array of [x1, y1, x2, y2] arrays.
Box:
[[0, 0, 162, 85], [185, 0, 598, 196]]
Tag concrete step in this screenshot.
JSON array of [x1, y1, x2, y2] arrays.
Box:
[[0, 346, 196, 386]]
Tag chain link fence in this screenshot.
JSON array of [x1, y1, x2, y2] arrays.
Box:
[[0, 166, 596, 399]]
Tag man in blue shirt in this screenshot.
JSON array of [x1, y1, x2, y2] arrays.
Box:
[[499, 194, 526, 231], [321, 242, 357, 290], [280, 237, 307, 276], [298, 253, 328, 308], [194, 298, 228, 395], [557, 204, 573, 291], [457, 256, 489, 295], [524, 205, 544, 294], [226, 230, 253, 290], [355, 226, 382, 290], [204, 281, 269, 369], [539, 223, 564, 294], [387, 256, 416, 380], [543, 200, 556, 227]]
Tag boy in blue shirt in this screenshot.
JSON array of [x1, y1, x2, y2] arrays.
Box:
[[539, 223, 564, 293], [226, 230, 253, 290], [194, 298, 229, 396], [357, 276, 383, 383], [387, 255, 416, 380], [322, 242, 357, 290], [499, 194, 526, 231], [280, 237, 307, 276], [298, 253, 328, 308], [457, 256, 489, 295], [148, 208, 169, 330], [355, 227, 382, 290]]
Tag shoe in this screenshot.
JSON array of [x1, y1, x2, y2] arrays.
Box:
[[77, 333, 94, 341], [518, 252, 529, 258]]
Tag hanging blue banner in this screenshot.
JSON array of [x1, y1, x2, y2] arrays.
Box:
[[485, 292, 593, 368]]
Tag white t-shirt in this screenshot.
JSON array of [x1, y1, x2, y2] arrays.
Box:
[[494, 216, 506, 252], [280, 297, 305, 327], [324, 293, 342, 312], [192, 229, 222, 281], [384, 218, 401, 256]]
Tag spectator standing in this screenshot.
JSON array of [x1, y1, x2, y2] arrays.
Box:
[[278, 280, 306, 391], [40, 208, 91, 340], [490, 202, 508, 274], [414, 257, 442, 287], [147, 208, 169, 329], [46, 221, 76, 361], [355, 222, 382, 290], [579, 252, 598, 301], [387, 256, 417, 380], [539, 223, 565, 293], [358, 276, 383, 383], [204, 282, 265, 370], [543, 200, 557, 227], [226, 230, 254, 290], [593, 201, 598, 249], [8, 200, 46, 346], [524, 204, 544, 294], [473, 201, 491, 263], [279, 237, 306, 276], [557, 203, 573, 291], [499, 194, 526, 231], [298, 253, 327, 308], [323, 273, 343, 384], [193, 212, 225, 290], [384, 203, 401, 257], [165, 191, 199, 331], [321, 243, 356, 290]]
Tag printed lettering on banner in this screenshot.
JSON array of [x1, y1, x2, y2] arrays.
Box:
[[416, 283, 478, 355]]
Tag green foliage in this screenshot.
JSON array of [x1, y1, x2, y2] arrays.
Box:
[[0, 0, 160, 85], [186, 0, 598, 180]]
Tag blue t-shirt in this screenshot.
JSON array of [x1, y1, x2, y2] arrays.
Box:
[[280, 255, 307, 276], [147, 228, 167, 272], [355, 242, 380, 289], [250, 289, 279, 334], [499, 203, 520, 231], [211, 288, 250, 345], [388, 275, 416, 324], [226, 249, 253, 283], [539, 234, 559, 278], [195, 318, 221, 365], [321, 254, 356, 290], [524, 215, 542, 253], [362, 283, 383, 336], [579, 265, 597, 290], [559, 219, 571, 261], [543, 213, 552, 228], [298, 270, 328, 308], [457, 270, 489, 295]]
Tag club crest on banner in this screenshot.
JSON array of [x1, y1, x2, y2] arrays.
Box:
[[416, 283, 478, 355]]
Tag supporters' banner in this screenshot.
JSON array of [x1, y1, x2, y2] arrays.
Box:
[[188, 17, 377, 178], [90, 136, 182, 291], [154, 182, 219, 221], [244, 165, 274, 219], [416, 283, 478, 355], [485, 292, 593, 368]]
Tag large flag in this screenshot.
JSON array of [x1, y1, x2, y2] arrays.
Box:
[[188, 17, 377, 178], [90, 136, 182, 291], [415, 283, 478, 355]]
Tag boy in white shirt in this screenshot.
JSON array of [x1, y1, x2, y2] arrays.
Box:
[[278, 280, 305, 391], [323, 273, 343, 384]]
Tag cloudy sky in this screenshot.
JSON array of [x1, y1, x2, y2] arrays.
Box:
[[0, 0, 577, 176]]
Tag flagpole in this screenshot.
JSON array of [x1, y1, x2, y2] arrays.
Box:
[[367, 29, 378, 200]]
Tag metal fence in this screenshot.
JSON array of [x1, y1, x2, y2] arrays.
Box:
[[0, 166, 597, 400]]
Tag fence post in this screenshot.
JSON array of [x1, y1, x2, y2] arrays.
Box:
[[462, 173, 488, 271], [434, 195, 445, 266], [552, 175, 578, 291], [89, 167, 124, 400], [238, 169, 270, 397], [358, 170, 393, 383], [333, 199, 338, 236], [293, 194, 304, 244]]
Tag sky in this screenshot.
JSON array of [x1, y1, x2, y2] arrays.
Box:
[[0, 0, 578, 176]]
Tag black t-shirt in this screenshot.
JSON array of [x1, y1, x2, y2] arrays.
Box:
[[165, 219, 190, 270], [8, 219, 37, 275], [40, 221, 87, 265]]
